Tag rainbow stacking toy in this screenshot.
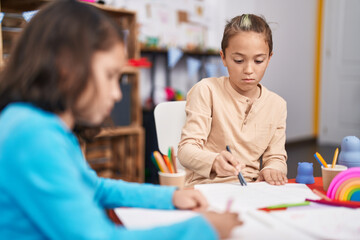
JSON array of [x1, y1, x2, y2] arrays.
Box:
[[327, 167, 360, 201]]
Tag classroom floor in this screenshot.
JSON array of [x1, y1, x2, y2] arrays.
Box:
[[286, 139, 338, 179]]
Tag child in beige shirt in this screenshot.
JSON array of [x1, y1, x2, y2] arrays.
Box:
[[178, 14, 288, 187]]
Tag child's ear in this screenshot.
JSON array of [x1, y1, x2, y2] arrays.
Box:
[[269, 52, 273, 60], [220, 50, 227, 67]]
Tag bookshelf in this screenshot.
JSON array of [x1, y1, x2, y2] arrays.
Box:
[[0, 1, 145, 183]]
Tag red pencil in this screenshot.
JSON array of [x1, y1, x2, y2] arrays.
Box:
[[163, 155, 173, 173], [305, 198, 360, 209]]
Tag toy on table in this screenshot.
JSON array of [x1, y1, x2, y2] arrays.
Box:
[[327, 167, 360, 202], [338, 136, 360, 168], [295, 162, 315, 184]]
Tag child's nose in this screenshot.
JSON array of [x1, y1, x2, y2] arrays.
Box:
[[113, 81, 122, 102], [244, 62, 254, 74]]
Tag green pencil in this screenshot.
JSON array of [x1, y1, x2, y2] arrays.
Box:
[[266, 201, 310, 209]]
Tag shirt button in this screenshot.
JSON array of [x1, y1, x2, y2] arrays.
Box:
[[246, 99, 249, 103]]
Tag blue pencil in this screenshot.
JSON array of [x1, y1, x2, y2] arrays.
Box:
[[313, 153, 324, 167], [226, 145, 247, 186]]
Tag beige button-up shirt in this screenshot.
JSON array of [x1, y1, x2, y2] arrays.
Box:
[[178, 77, 287, 187]]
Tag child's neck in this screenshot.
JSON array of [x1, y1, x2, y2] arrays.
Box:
[[58, 111, 75, 130], [237, 84, 261, 103]]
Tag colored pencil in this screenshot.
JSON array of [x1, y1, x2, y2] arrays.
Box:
[[316, 152, 328, 168], [151, 153, 160, 171], [226, 198, 234, 212], [168, 147, 175, 173], [332, 148, 339, 168], [305, 198, 360, 209], [312, 189, 332, 201], [163, 155, 173, 173], [313, 153, 324, 167], [153, 151, 169, 173], [265, 201, 310, 210], [171, 146, 177, 173]]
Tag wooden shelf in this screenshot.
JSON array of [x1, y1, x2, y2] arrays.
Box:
[[96, 125, 143, 138], [141, 47, 220, 56], [83, 4, 144, 182], [122, 66, 139, 75], [85, 127, 144, 183]]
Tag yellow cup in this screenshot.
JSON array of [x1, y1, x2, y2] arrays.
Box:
[[321, 165, 347, 191], [158, 169, 185, 189]]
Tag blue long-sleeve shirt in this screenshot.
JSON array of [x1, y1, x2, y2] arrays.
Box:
[[0, 103, 217, 239]]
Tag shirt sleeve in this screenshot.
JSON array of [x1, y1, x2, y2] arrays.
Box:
[[178, 83, 219, 178], [108, 215, 218, 240], [1, 126, 217, 240], [94, 175, 177, 209], [261, 100, 288, 174]]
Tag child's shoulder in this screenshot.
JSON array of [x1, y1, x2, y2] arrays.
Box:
[[0, 103, 67, 142], [261, 85, 287, 105], [191, 76, 226, 90]]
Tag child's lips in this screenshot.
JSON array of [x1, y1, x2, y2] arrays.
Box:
[[242, 78, 255, 82]]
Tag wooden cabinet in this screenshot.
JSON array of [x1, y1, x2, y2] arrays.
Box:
[[0, 1, 145, 182]]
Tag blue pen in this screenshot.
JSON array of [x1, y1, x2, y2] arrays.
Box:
[[226, 145, 247, 186]]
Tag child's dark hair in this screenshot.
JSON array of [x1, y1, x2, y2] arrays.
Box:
[[221, 14, 273, 56], [0, 0, 124, 112]]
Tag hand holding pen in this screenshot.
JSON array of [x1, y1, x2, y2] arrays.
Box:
[[211, 146, 246, 184], [226, 146, 247, 186]]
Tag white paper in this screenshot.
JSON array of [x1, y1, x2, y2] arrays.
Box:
[[114, 182, 360, 239], [229, 210, 316, 240], [194, 182, 320, 212], [270, 207, 360, 239], [114, 207, 316, 239], [114, 208, 198, 229]]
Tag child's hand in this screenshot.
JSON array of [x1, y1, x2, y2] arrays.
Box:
[[172, 189, 208, 211], [211, 151, 244, 177], [257, 168, 288, 185], [202, 211, 243, 239]]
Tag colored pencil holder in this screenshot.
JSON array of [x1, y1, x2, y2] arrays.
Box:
[[322, 165, 347, 191], [158, 169, 185, 189]]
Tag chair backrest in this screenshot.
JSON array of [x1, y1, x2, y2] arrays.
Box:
[[154, 101, 186, 169]]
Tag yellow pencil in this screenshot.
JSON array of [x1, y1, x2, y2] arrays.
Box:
[[154, 151, 169, 173], [332, 148, 339, 168], [316, 152, 328, 168], [153, 151, 164, 172]]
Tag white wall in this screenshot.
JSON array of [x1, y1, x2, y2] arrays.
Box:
[[319, 0, 360, 144], [140, 0, 318, 142]]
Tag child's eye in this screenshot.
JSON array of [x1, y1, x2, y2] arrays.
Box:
[[107, 73, 115, 80], [107, 71, 120, 81], [255, 60, 264, 64], [234, 59, 244, 63]]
